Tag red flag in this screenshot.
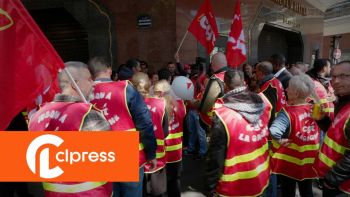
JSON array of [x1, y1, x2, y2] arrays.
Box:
[[0, 0, 64, 130], [188, 0, 218, 54], [226, 0, 247, 67]]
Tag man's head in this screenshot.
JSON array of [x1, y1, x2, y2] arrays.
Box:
[[211, 52, 227, 73], [331, 61, 350, 97], [255, 61, 273, 81], [140, 61, 148, 74], [224, 68, 245, 92], [294, 61, 308, 73], [269, 54, 286, 72], [158, 68, 171, 82], [312, 59, 331, 77], [126, 58, 141, 73], [58, 61, 93, 99], [131, 72, 151, 97], [167, 62, 176, 74], [88, 56, 112, 80]]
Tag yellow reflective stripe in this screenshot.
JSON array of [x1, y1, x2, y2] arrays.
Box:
[[157, 139, 164, 145], [43, 182, 107, 193], [324, 135, 348, 154], [156, 151, 165, 159], [166, 143, 182, 151], [323, 108, 334, 113], [319, 99, 328, 104], [139, 143, 144, 150], [166, 132, 183, 140], [225, 143, 268, 166], [272, 153, 314, 165], [319, 152, 336, 168], [220, 159, 269, 182], [285, 143, 319, 152]]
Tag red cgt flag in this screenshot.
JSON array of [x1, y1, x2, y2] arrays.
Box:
[[0, 0, 64, 130], [226, 0, 247, 67], [188, 0, 218, 54]]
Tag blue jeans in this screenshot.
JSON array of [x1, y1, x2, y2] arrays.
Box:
[[113, 167, 144, 197], [187, 110, 207, 155], [263, 174, 277, 197]]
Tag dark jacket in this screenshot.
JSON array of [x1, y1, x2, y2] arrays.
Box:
[[324, 95, 350, 188], [276, 68, 292, 90]]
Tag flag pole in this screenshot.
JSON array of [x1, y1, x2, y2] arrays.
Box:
[[176, 31, 189, 54], [63, 68, 88, 103]]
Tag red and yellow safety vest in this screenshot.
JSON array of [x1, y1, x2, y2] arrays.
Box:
[[314, 103, 350, 194], [213, 93, 272, 196], [271, 104, 320, 180], [144, 97, 166, 173], [29, 102, 112, 197], [313, 80, 335, 120], [165, 100, 186, 163], [91, 80, 146, 167]]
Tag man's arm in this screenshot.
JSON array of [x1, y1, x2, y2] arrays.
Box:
[[269, 109, 291, 140], [204, 114, 227, 196], [199, 79, 222, 113], [126, 83, 157, 160], [324, 116, 350, 187]]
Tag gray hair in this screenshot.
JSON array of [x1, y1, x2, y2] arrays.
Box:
[[58, 61, 88, 91], [288, 74, 315, 99]]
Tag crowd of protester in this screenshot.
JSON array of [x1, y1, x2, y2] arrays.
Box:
[[3, 52, 350, 197]]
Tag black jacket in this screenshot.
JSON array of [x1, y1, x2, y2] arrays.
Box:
[[324, 95, 350, 188], [276, 68, 292, 90]]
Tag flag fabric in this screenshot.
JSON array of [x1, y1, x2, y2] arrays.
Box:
[[0, 0, 64, 130], [188, 0, 218, 54], [226, 0, 247, 67]]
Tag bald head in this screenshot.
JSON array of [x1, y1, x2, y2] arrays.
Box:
[[211, 52, 227, 72]]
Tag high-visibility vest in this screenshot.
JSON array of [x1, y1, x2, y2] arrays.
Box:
[[199, 71, 225, 127], [271, 104, 320, 180], [260, 77, 286, 117], [214, 93, 271, 197], [165, 100, 186, 163], [313, 80, 335, 120], [29, 102, 112, 197], [144, 97, 166, 173], [314, 103, 350, 194], [91, 80, 146, 167]]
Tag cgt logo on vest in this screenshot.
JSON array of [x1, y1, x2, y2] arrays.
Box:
[[26, 134, 116, 179], [0, 132, 138, 181]]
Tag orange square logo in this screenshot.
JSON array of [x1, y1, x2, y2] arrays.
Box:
[[0, 131, 139, 181]]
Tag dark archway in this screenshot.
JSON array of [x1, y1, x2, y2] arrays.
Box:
[[258, 24, 303, 64], [22, 0, 117, 68]]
